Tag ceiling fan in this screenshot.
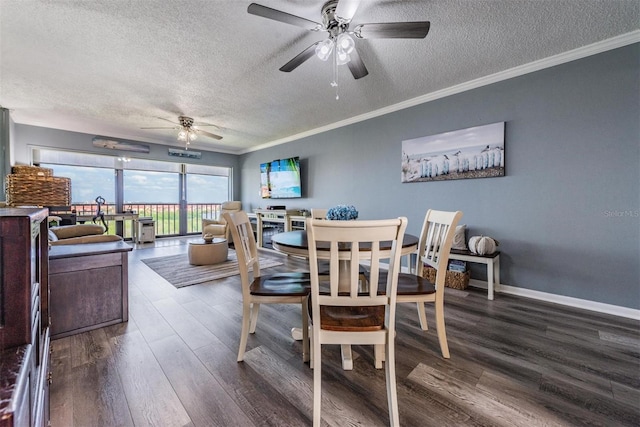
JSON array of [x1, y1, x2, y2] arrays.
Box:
[[248, 0, 430, 96], [141, 116, 222, 148]]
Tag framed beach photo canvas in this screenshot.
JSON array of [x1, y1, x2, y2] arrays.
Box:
[[401, 122, 505, 183]]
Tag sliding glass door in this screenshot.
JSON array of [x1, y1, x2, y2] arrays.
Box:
[[123, 169, 180, 236], [185, 164, 231, 233], [35, 148, 231, 239]]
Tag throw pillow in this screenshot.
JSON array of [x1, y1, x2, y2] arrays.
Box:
[[51, 224, 106, 239], [451, 224, 467, 250]]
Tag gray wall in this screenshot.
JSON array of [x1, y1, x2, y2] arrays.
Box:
[[12, 126, 242, 200], [240, 44, 640, 309]]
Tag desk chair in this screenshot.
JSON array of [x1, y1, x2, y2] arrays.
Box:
[[307, 217, 407, 427], [224, 210, 311, 362]]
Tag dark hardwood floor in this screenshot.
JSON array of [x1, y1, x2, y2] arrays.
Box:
[[50, 237, 640, 426]]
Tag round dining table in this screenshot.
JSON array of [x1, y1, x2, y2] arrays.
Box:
[[271, 230, 419, 259], [270, 229, 419, 370]]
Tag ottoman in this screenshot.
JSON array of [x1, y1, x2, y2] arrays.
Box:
[[188, 238, 228, 265]]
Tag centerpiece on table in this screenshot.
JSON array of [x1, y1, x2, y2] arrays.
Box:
[[326, 205, 358, 221]]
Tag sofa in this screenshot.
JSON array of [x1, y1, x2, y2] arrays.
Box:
[[48, 223, 123, 246], [202, 201, 242, 243]]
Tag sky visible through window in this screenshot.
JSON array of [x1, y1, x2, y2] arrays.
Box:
[[187, 174, 228, 204], [123, 170, 178, 203], [46, 164, 115, 204], [45, 164, 229, 204]]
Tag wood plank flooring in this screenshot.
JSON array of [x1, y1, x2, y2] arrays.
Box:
[[50, 237, 640, 426]]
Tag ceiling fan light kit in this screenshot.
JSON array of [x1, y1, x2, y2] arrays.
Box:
[[177, 116, 199, 148], [337, 33, 355, 54], [140, 115, 222, 149], [315, 39, 334, 61], [247, 0, 430, 99]]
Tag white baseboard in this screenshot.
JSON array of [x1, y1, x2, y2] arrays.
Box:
[[468, 279, 640, 321], [290, 256, 640, 321]]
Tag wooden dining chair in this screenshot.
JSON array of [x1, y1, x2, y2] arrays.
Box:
[[371, 209, 462, 359], [224, 210, 311, 362], [310, 208, 328, 220], [311, 208, 368, 280], [306, 217, 407, 427]]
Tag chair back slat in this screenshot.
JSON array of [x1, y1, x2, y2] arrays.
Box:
[[368, 243, 381, 298]]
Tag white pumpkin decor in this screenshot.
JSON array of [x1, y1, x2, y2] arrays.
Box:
[[469, 235, 499, 255]]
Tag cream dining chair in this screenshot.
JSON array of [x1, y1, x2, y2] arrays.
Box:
[[312, 207, 367, 278], [370, 209, 462, 359], [310, 208, 327, 220], [224, 210, 311, 362], [306, 217, 407, 427]]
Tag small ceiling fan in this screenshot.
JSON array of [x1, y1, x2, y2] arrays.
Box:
[[141, 116, 222, 148], [248, 0, 430, 94]]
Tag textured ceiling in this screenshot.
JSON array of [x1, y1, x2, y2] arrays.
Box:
[[1, 0, 638, 154]]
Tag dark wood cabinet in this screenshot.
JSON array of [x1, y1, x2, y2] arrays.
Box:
[[49, 241, 132, 339], [0, 208, 50, 427]]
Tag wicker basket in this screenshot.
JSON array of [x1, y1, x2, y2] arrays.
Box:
[[11, 165, 53, 177], [423, 265, 470, 290], [6, 174, 71, 206]]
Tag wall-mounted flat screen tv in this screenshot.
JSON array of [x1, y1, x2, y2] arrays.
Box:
[[260, 157, 301, 199]]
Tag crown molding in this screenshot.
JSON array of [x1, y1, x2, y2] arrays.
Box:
[[242, 30, 640, 154]]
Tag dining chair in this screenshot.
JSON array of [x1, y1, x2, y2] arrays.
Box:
[[224, 210, 311, 362], [306, 217, 408, 427], [310, 208, 327, 220], [372, 209, 462, 359], [311, 208, 368, 279]]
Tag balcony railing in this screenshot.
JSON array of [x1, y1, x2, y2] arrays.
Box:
[[70, 203, 222, 239]]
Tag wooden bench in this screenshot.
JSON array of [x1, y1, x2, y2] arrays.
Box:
[[449, 249, 501, 300]]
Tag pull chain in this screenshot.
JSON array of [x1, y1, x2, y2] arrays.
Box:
[[331, 46, 339, 100]]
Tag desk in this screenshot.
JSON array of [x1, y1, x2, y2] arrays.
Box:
[[77, 213, 139, 241], [449, 249, 501, 300], [271, 230, 419, 370]]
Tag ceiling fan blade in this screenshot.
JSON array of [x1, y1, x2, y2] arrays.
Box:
[[140, 126, 178, 129], [193, 122, 219, 128], [280, 41, 321, 72], [335, 0, 360, 22], [248, 3, 321, 31], [347, 47, 368, 79], [355, 21, 431, 39], [197, 129, 223, 140], [155, 117, 180, 125]]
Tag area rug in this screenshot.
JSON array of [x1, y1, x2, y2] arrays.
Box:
[[141, 250, 282, 288]]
